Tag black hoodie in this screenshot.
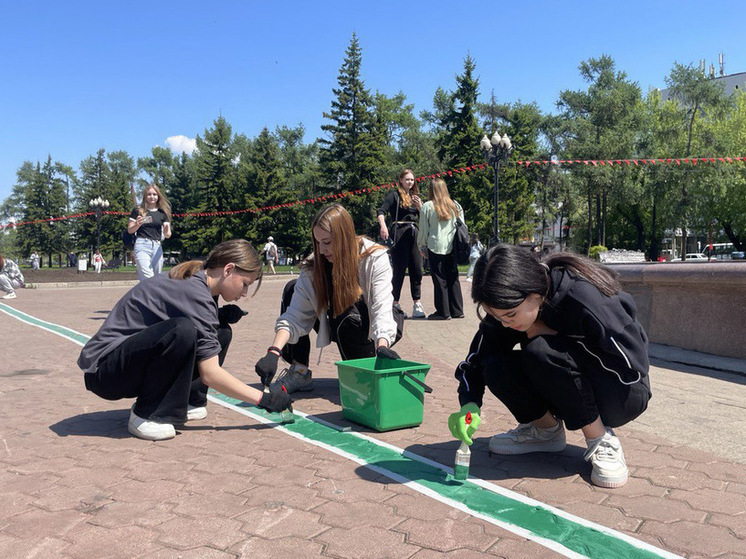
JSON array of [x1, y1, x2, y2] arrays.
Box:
[[456, 268, 649, 408]]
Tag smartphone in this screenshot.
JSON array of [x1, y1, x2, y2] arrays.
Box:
[[142, 214, 153, 224]]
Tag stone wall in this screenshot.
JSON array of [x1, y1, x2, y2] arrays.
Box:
[[613, 262, 746, 359]]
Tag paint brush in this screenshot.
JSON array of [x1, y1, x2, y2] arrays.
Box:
[[453, 411, 472, 481], [280, 385, 295, 424]]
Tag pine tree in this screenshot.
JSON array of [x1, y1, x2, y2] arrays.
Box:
[[189, 116, 240, 253], [319, 33, 386, 232], [435, 55, 493, 241]]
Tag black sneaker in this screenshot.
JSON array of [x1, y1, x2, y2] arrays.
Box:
[[427, 313, 450, 321]]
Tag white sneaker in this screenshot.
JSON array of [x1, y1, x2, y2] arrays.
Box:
[[186, 405, 207, 421], [272, 364, 314, 393], [2, 292, 17, 299], [489, 420, 566, 455], [584, 431, 628, 488], [466, 277, 473, 282], [128, 409, 176, 441], [411, 302, 426, 319]]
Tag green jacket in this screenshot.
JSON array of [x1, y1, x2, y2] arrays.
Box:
[[417, 200, 464, 255]]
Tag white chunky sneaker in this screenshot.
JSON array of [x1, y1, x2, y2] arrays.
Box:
[[411, 301, 426, 319], [489, 420, 566, 455], [272, 364, 313, 394], [186, 405, 207, 421], [2, 292, 17, 299], [128, 409, 176, 441], [584, 431, 628, 488]]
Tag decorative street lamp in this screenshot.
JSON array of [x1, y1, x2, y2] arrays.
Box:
[[89, 197, 110, 252], [481, 132, 514, 246]]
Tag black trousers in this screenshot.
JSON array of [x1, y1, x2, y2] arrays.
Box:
[[389, 224, 422, 302], [484, 336, 651, 431], [84, 317, 232, 424], [427, 249, 463, 318], [280, 279, 376, 366]]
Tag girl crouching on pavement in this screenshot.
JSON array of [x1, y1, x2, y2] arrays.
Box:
[[255, 204, 401, 394], [449, 244, 651, 488], [78, 239, 292, 441]]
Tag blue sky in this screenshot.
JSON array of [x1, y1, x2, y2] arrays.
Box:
[[1, 0, 744, 205]]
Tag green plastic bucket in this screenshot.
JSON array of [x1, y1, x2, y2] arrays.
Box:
[[335, 357, 431, 432]]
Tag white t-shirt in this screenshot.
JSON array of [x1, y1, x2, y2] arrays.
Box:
[[263, 241, 277, 260]]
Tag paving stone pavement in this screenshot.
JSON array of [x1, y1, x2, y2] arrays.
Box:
[[1, 276, 745, 558]]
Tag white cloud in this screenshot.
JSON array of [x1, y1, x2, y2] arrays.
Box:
[[165, 135, 197, 155]]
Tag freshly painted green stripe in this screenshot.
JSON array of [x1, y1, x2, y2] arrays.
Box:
[[213, 392, 666, 559], [0, 303, 89, 345], [0, 303, 672, 558]]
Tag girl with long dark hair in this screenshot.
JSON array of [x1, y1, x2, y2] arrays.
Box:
[[449, 244, 651, 488]]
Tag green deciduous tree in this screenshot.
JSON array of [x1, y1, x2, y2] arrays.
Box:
[[558, 55, 642, 252], [665, 63, 729, 258]]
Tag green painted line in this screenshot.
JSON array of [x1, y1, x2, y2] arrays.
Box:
[[0, 303, 89, 346], [211, 391, 679, 559], [2, 304, 680, 558]]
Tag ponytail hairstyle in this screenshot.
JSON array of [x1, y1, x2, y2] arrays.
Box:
[[169, 239, 263, 296], [307, 204, 386, 318], [140, 183, 172, 222], [428, 178, 457, 221], [471, 244, 621, 312], [396, 168, 418, 208]]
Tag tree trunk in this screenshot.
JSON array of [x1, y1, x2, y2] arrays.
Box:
[[601, 189, 607, 248], [649, 196, 659, 261], [586, 182, 593, 251]]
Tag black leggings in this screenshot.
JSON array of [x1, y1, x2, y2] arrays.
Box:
[[84, 318, 232, 424], [280, 279, 376, 366], [484, 335, 651, 431], [389, 224, 422, 301]]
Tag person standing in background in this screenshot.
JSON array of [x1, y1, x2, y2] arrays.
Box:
[[128, 184, 172, 281], [417, 178, 464, 320], [377, 169, 426, 319], [30, 250, 40, 270], [93, 250, 106, 273], [466, 233, 483, 282], [263, 236, 278, 275]]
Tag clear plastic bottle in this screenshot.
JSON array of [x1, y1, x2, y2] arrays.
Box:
[[453, 411, 472, 481], [453, 442, 471, 480]]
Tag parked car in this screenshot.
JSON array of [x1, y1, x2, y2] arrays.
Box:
[[684, 253, 708, 261], [731, 251, 745, 260]]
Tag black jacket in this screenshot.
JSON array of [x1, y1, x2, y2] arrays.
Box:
[[456, 269, 649, 407]]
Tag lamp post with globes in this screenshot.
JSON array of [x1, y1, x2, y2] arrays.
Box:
[[480, 132, 514, 246], [89, 197, 110, 253]]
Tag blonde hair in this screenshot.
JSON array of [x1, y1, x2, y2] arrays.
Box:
[[306, 204, 384, 317], [140, 184, 172, 222], [169, 239, 263, 296], [428, 178, 457, 221], [396, 168, 418, 208]]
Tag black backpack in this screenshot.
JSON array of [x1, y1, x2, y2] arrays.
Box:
[[453, 217, 470, 265]]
